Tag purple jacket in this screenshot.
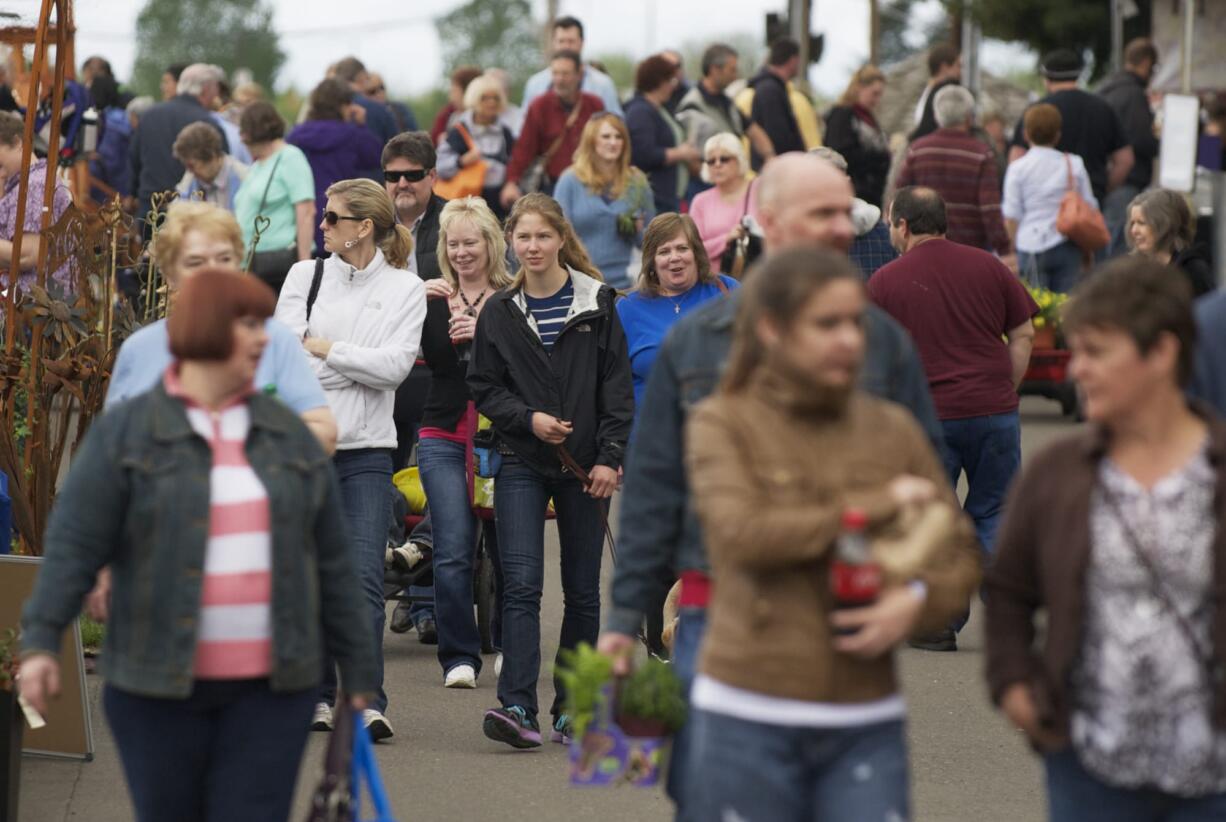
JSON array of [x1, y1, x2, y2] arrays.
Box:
[[286, 119, 383, 252]]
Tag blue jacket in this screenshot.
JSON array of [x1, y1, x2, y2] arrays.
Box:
[[21, 383, 377, 699], [1190, 290, 1226, 415], [624, 94, 681, 214], [606, 293, 943, 635]]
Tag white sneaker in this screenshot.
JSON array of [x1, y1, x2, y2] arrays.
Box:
[[311, 702, 333, 731], [444, 664, 477, 689], [494, 652, 503, 677], [363, 708, 394, 741], [391, 542, 426, 573]]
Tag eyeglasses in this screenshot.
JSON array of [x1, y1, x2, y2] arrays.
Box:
[[322, 210, 365, 226], [704, 155, 737, 166], [383, 168, 430, 184]]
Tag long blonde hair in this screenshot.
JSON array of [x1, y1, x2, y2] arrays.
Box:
[[570, 114, 642, 199], [436, 197, 512, 289], [325, 178, 414, 269], [838, 64, 886, 107], [723, 249, 864, 394], [504, 193, 602, 290]]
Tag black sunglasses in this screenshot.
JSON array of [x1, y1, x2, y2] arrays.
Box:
[[322, 210, 365, 226], [383, 168, 430, 184]]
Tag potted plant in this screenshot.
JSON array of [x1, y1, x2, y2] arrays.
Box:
[[1025, 284, 1069, 350], [557, 643, 686, 787], [1, 628, 21, 820]]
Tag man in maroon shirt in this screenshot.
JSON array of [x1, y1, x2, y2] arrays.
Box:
[[500, 51, 603, 209], [870, 186, 1036, 651], [895, 85, 1014, 269]]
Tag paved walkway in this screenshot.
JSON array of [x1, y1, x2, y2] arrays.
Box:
[[17, 397, 1074, 821]]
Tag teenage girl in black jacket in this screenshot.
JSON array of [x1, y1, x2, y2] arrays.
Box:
[[467, 193, 634, 748]]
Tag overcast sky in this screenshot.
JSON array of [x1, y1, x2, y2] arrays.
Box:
[[69, 0, 1031, 99]]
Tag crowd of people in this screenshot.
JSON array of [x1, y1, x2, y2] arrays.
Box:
[[3, 16, 1225, 822]]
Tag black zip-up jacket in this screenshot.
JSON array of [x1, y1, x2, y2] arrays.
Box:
[[466, 269, 634, 479]]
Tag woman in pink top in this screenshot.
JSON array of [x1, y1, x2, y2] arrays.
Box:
[[688, 132, 760, 264], [20, 270, 376, 822]]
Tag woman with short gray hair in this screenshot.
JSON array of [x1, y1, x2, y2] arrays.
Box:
[[1127, 188, 1214, 296], [688, 132, 759, 264]]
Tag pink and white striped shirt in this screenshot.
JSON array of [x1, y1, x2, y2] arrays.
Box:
[[165, 368, 273, 680]]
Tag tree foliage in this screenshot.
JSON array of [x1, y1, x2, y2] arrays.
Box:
[[435, 0, 542, 101], [132, 0, 285, 96], [878, 0, 953, 67]]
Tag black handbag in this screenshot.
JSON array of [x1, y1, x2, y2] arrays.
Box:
[[718, 181, 762, 280], [248, 150, 297, 296]]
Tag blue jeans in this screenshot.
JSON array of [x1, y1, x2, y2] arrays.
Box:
[[1103, 184, 1140, 259], [668, 607, 707, 820], [1046, 748, 1226, 822], [939, 411, 1021, 562], [104, 680, 314, 822], [322, 448, 392, 713], [493, 457, 604, 719], [1019, 240, 1084, 293], [685, 709, 910, 822], [407, 509, 435, 627], [418, 437, 483, 675]]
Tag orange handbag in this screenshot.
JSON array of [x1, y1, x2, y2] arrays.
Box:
[[1055, 154, 1109, 254], [434, 123, 487, 200]]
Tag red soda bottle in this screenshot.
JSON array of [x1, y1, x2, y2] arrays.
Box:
[[830, 507, 882, 634]]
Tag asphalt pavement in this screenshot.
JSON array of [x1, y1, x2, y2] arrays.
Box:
[[16, 396, 1076, 821]]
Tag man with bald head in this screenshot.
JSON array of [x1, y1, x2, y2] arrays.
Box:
[[597, 152, 940, 819]]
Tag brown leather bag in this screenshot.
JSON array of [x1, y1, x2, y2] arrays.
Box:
[[1055, 154, 1109, 254]]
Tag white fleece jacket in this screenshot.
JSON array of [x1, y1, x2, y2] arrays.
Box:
[[275, 249, 426, 450]]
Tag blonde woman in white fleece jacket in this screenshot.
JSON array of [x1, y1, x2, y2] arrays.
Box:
[[275, 177, 426, 741]]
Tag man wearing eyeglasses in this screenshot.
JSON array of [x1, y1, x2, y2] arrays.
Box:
[[382, 130, 446, 641]]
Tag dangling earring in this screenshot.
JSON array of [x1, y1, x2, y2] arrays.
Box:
[[344, 239, 357, 249]]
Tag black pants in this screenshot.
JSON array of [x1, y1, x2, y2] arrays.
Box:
[[104, 679, 314, 822]]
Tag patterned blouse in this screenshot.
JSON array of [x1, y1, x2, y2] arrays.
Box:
[[0, 158, 73, 291], [1072, 447, 1226, 796]]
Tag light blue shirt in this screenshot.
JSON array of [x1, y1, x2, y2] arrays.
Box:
[[553, 169, 655, 290], [212, 112, 253, 165], [522, 66, 623, 117], [105, 316, 327, 414]]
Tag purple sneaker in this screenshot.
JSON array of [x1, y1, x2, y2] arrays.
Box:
[[483, 705, 542, 749]]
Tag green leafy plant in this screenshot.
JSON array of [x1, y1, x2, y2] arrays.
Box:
[[0, 628, 17, 691], [556, 642, 613, 741], [616, 657, 687, 737], [79, 617, 105, 655]]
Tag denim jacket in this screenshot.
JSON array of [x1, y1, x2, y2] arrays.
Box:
[[606, 292, 943, 636], [21, 383, 377, 699]]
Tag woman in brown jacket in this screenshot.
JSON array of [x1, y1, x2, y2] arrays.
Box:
[[986, 257, 1226, 821], [683, 248, 980, 821]]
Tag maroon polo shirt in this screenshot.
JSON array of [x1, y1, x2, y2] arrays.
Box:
[[868, 238, 1037, 420], [505, 90, 604, 184], [895, 128, 1011, 256]]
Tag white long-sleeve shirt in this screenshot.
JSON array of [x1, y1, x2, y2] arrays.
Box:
[[275, 249, 426, 450], [1003, 146, 1099, 255]]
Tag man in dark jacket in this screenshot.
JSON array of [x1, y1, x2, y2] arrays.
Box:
[[332, 56, 399, 149], [746, 38, 805, 169], [909, 42, 962, 143], [1097, 38, 1160, 256], [128, 63, 228, 232], [597, 153, 942, 819], [383, 131, 448, 637]]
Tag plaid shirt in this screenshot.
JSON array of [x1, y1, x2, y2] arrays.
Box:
[[851, 220, 898, 279], [896, 128, 1010, 256], [0, 158, 73, 291]]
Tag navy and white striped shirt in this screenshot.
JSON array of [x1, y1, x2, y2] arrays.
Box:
[[525, 279, 574, 352]]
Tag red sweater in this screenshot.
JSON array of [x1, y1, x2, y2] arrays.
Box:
[[896, 128, 1011, 256], [506, 90, 604, 184]]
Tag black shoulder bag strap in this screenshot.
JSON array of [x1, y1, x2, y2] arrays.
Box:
[[305, 257, 325, 323]]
